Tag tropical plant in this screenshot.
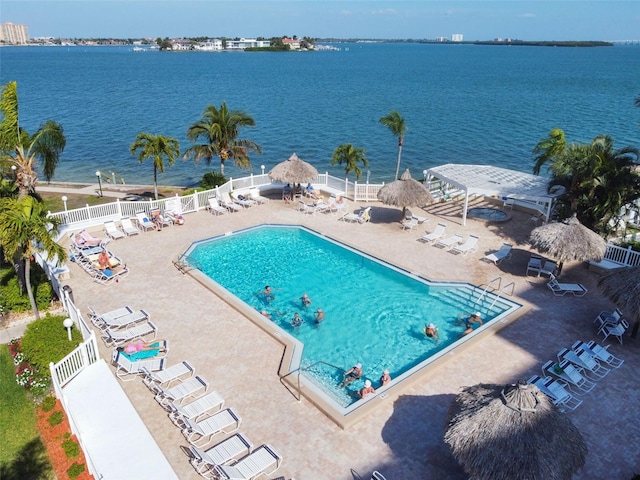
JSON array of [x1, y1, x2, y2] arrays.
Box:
[[379, 110, 407, 180], [0, 196, 65, 319], [532, 129, 640, 235], [330, 143, 369, 181], [183, 102, 261, 176], [129, 132, 180, 200], [200, 171, 227, 190], [0, 81, 66, 197]]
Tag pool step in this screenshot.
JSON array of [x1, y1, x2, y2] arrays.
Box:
[[431, 285, 510, 317]]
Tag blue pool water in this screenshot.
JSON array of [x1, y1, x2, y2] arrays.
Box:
[[186, 225, 518, 407]]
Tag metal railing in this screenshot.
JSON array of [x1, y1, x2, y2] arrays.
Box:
[[280, 359, 345, 402]]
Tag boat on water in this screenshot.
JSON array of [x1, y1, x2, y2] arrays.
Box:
[[132, 47, 146, 52]]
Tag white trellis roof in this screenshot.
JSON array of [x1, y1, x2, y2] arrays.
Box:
[[426, 164, 558, 203]]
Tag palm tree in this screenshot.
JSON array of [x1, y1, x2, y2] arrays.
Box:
[[183, 102, 261, 176], [532, 129, 640, 234], [129, 132, 180, 200], [330, 143, 369, 180], [0, 196, 65, 319], [379, 110, 407, 180], [0, 81, 66, 197]]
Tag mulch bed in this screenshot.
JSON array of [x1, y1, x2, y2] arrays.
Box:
[[36, 399, 93, 480]]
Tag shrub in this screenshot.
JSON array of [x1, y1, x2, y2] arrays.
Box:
[[0, 264, 54, 313], [47, 410, 63, 427], [67, 462, 85, 479], [20, 314, 83, 371], [61, 436, 80, 458], [200, 171, 227, 190], [41, 395, 56, 412]]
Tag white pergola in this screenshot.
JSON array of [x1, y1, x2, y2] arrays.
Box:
[[425, 164, 561, 225]]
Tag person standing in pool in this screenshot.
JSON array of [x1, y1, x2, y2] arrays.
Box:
[[291, 312, 303, 327], [261, 285, 275, 303], [379, 369, 391, 387], [300, 292, 312, 308], [359, 379, 375, 399], [314, 308, 325, 324], [340, 363, 363, 387]]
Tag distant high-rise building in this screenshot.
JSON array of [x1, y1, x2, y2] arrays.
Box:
[[0, 22, 29, 44], [451, 34, 463, 42]]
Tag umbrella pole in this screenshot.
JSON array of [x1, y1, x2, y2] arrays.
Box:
[[556, 261, 564, 277]]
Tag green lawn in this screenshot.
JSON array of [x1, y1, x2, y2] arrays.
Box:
[[0, 345, 52, 479]]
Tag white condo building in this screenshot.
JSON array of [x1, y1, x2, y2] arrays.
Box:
[[225, 38, 271, 50], [451, 34, 463, 42], [0, 22, 29, 44]]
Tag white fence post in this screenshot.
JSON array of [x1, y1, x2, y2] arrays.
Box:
[[116, 198, 122, 217]]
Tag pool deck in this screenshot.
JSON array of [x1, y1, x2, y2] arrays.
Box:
[[62, 197, 640, 479]]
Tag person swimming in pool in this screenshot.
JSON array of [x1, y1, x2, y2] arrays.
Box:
[[461, 312, 483, 335], [424, 322, 440, 344], [291, 312, 303, 327], [261, 285, 275, 303]]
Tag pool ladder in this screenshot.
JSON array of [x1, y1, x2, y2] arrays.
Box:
[[472, 276, 515, 315], [280, 360, 345, 402]]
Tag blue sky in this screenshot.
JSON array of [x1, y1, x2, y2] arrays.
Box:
[[2, 1, 639, 41]]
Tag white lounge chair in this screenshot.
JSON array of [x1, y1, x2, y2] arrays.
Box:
[[120, 217, 140, 236], [598, 318, 629, 345], [155, 375, 209, 408], [539, 260, 558, 278], [584, 340, 624, 368], [594, 309, 623, 329], [528, 375, 582, 412], [482, 243, 512, 264], [298, 201, 315, 215], [557, 347, 609, 380], [401, 218, 419, 231], [326, 198, 347, 215], [526, 255, 543, 276], [219, 192, 243, 212], [435, 234, 463, 250], [142, 360, 195, 390], [232, 192, 257, 208], [341, 207, 371, 224], [102, 320, 157, 346], [542, 360, 595, 395], [182, 408, 241, 447], [451, 235, 479, 255], [248, 188, 269, 204], [96, 309, 150, 331], [169, 390, 225, 428], [135, 211, 156, 232], [546, 274, 588, 297], [112, 344, 167, 381], [104, 220, 126, 240], [207, 197, 228, 216], [213, 444, 282, 480], [188, 433, 253, 478], [150, 208, 173, 229], [88, 305, 133, 328], [418, 223, 446, 243]]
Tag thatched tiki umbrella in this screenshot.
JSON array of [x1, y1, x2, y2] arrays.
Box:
[[268, 152, 319, 186], [377, 168, 433, 217], [599, 265, 640, 338], [529, 215, 606, 276], [444, 381, 587, 480]]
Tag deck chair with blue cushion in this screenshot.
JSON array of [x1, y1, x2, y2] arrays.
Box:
[[111, 341, 168, 381], [188, 433, 253, 478], [135, 211, 156, 231], [182, 408, 241, 447], [527, 375, 582, 412], [542, 360, 595, 395], [482, 243, 512, 265], [169, 390, 225, 428], [546, 274, 588, 297], [213, 444, 282, 480], [557, 347, 610, 380]]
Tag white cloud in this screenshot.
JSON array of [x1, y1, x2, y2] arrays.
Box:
[[519, 13, 536, 19]]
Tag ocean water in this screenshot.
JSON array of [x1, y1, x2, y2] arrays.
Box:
[[1, 43, 638, 186]]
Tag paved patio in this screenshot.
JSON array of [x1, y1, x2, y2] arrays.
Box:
[[62, 196, 640, 479]]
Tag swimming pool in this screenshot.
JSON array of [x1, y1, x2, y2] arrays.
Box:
[[184, 225, 523, 425]]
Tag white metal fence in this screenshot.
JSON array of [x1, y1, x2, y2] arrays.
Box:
[[602, 243, 640, 267]]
